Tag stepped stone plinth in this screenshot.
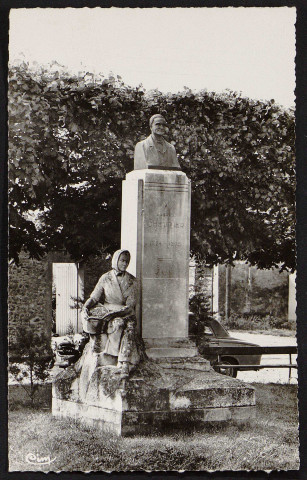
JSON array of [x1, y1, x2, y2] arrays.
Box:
[[53, 357, 255, 436]]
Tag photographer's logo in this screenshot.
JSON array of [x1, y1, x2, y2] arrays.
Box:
[[25, 452, 56, 466]]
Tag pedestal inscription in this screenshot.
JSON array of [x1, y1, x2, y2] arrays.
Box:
[[121, 170, 191, 341]]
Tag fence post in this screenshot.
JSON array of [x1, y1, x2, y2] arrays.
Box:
[[225, 265, 231, 321]]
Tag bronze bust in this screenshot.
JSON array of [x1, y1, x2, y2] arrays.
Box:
[[134, 114, 181, 170]]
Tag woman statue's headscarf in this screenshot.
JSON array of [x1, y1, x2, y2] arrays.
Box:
[[111, 249, 131, 272]]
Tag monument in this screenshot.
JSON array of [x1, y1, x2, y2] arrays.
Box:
[[52, 114, 256, 435], [121, 114, 197, 359]]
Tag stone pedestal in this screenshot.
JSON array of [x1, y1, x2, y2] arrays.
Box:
[[53, 358, 255, 436], [121, 169, 194, 358]]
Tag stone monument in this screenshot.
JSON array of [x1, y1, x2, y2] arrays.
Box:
[[121, 114, 196, 358], [52, 114, 256, 435]]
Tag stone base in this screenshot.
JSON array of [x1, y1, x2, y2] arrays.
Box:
[[144, 337, 199, 359], [52, 358, 255, 436]]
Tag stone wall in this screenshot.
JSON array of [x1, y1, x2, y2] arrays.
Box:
[[218, 263, 289, 319], [8, 251, 51, 346], [8, 250, 111, 346]]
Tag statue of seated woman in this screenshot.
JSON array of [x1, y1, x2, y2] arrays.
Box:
[[82, 249, 143, 377]]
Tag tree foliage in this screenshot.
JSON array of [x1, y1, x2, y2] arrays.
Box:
[[8, 61, 295, 270]]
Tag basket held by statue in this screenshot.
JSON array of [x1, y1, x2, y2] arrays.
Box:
[[81, 306, 113, 334]]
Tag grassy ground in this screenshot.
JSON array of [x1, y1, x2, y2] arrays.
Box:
[[8, 382, 299, 472]]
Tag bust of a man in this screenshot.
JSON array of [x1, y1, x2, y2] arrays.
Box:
[[134, 114, 181, 170]]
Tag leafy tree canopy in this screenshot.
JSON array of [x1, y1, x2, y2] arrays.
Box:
[[8, 61, 295, 271]]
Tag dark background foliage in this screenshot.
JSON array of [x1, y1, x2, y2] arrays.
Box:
[[8, 62, 295, 270]]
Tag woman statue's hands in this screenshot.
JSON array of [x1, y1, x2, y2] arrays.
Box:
[[120, 305, 133, 315], [83, 297, 96, 317]]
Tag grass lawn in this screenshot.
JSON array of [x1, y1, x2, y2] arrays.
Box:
[[8, 382, 299, 472]]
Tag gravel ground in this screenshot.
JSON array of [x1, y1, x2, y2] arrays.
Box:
[[229, 331, 297, 384]]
